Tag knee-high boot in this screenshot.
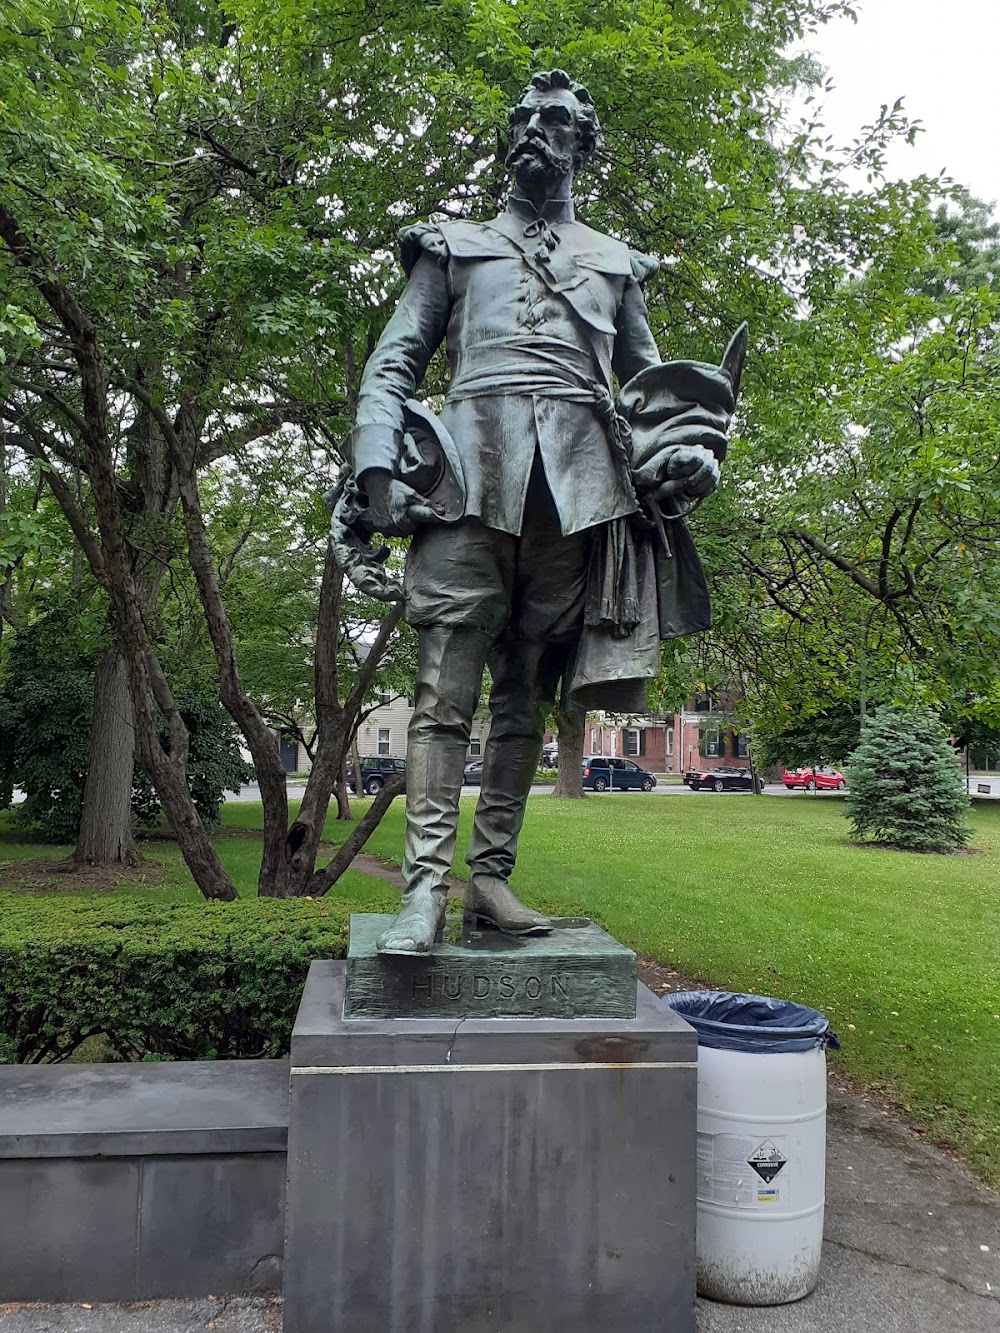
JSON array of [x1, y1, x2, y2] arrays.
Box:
[[377, 626, 492, 954], [463, 640, 567, 934]]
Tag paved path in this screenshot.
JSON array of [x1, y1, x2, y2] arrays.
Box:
[[2, 1076, 995, 1333]]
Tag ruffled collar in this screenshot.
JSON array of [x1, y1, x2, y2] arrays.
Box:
[[506, 194, 576, 225]]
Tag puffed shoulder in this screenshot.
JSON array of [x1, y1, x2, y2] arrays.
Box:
[[628, 250, 659, 286], [398, 223, 450, 277]]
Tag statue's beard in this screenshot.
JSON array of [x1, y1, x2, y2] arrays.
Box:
[[507, 136, 574, 186]]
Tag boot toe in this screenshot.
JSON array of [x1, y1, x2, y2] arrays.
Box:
[[377, 933, 431, 955], [465, 879, 553, 935]]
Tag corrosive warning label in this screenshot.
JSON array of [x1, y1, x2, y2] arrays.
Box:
[[698, 1133, 787, 1209], [747, 1140, 787, 1183]]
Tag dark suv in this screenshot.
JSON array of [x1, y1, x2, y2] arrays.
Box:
[[580, 757, 656, 792], [346, 756, 406, 796]]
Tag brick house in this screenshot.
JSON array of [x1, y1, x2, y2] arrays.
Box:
[[678, 691, 752, 775], [569, 691, 753, 776], [582, 714, 679, 773]]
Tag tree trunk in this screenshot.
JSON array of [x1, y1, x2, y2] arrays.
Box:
[[172, 459, 290, 897], [75, 647, 138, 866], [552, 699, 587, 797], [286, 726, 342, 895], [334, 754, 352, 821], [285, 541, 345, 894], [747, 745, 761, 796], [286, 549, 404, 891], [347, 737, 363, 818], [0, 199, 237, 902], [287, 546, 404, 893]]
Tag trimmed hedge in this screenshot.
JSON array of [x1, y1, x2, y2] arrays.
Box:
[[0, 896, 378, 1063]]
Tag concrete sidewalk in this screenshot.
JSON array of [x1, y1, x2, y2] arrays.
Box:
[[698, 1079, 999, 1332], [1, 1079, 996, 1333]]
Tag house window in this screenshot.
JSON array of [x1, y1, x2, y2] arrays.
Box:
[[623, 728, 645, 757], [694, 693, 714, 712], [469, 733, 482, 757], [378, 692, 391, 706], [665, 727, 673, 756], [377, 728, 390, 756], [735, 733, 750, 759], [591, 728, 601, 754], [699, 728, 720, 758]]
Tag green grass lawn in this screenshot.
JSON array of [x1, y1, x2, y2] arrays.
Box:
[[0, 808, 390, 907], [3, 795, 999, 1185]]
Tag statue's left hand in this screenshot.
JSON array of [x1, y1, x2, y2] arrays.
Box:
[[652, 444, 720, 503]]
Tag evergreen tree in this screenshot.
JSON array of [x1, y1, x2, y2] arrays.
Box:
[[845, 706, 970, 853]]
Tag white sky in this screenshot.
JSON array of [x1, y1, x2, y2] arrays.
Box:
[[801, 0, 1000, 207]]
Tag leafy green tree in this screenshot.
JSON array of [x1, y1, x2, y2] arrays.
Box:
[[0, 614, 95, 841], [7, 0, 985, 898], [754, 702, 861, 772], [703, 188, 1000, 741], [844, 705, 970, 853], [0, 0, 408, 894]]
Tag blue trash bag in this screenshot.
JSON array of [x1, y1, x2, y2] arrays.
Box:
[[663, 991, 840, 1053]]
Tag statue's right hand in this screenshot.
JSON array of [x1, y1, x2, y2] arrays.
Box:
[[360, 469, 445, 537]]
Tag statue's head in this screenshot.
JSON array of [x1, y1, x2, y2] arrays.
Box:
[[506, 69, 601, 190]]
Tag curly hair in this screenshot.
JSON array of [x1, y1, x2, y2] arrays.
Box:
[[508, 69, 602, 170]]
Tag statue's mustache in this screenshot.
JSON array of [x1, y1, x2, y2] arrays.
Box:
[[507, 136, 572, 171]]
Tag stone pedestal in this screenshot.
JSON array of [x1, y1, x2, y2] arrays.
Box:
[[345, 913, 637, 1019], [283, 960, 697, 1333]]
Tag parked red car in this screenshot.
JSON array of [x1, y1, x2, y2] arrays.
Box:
[[782, 765, 847, 791]]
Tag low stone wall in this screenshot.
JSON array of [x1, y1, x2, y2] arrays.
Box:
[[0, 1060, 289, 1303]]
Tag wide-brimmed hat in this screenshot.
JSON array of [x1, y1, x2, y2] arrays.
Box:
[[617, 323, 748, 471], [396, 398, 466, 522]]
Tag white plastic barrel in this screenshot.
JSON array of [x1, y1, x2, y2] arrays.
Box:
[[695, 1041, 826, 1304], [663, 991, 834, 1305]]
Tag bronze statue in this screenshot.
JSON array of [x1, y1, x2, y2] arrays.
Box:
[[338, 70, 745, 954]]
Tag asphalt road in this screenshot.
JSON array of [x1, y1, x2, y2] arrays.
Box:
[[226, 776, 1000, 801], [10, 779, 991, 805]]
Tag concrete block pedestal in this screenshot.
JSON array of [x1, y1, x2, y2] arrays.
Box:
[[283, 960, 697, 1333]]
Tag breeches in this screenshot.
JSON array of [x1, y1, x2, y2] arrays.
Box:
[[403, 461, 592, 645]]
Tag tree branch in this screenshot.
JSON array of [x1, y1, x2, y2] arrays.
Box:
[[307, 773, 406, 897], [786, 528, 882, 599], [4, 376, 90, 441], [4, 427, 106, 579], [342, 600, 405, 728]]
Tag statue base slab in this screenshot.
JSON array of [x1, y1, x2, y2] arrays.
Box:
[[344, 912, 637, 1019], [283, 960, 697, 1333]]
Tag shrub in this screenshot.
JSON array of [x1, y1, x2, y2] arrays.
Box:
[[844, 705, 970, 853], [0, 614, 94, 841], [0, 896, 370, 1063], [131, 687, 255, 829], [0, 611, 252, 838]]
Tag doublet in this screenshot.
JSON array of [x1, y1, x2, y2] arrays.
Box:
[[349, 199, 662, 537]]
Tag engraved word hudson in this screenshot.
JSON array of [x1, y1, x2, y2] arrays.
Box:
[[411, 973, 570, 1001]]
